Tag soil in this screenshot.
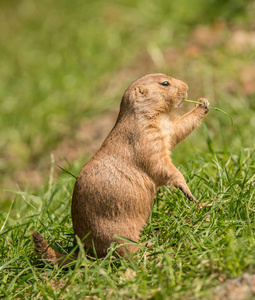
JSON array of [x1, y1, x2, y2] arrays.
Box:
[[212, 273, 255, 300]]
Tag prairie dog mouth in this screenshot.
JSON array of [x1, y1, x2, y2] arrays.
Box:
[[177, 93, 188, 107]]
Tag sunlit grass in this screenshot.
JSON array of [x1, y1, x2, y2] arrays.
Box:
[[1, 150, 255, 298]]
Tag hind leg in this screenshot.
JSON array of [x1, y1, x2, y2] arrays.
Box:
[[83, 220, 142, 258]]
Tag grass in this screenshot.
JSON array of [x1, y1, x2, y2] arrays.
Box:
[[1, 0, 255, 299], [1, 150, 255, 298], [185, 100, 233, 124]]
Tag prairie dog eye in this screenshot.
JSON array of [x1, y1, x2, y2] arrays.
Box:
[[160, 81, 171, 86]]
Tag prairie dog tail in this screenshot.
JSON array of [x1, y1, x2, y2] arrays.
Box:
[[32, 231, 76, 266]]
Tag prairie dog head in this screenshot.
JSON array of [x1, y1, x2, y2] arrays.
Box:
[[120, 73, 188, 118]]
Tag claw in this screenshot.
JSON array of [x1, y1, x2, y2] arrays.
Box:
[[196, 98, 210, 113]]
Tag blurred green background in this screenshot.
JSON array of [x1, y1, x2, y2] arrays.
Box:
[[1, 0, 255, 201]]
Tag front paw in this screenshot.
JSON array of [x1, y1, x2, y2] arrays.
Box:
[[196, 98, 210, 114]]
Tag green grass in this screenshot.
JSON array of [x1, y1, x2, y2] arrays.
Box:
[[1, 0, 255, 299], [1, 151, 255, 299]]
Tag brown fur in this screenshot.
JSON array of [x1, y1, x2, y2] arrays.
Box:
[[32, 73, 209, 264]]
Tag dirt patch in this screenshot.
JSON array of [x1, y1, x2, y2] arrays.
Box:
[[52, 110, 118, 168], [213, 273, 255, 300], [6, 110, 118, 190], [42, 275, 68, 292]]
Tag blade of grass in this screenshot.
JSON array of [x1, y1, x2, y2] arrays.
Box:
[[203, 121, 215, 154], [51, 163, 77, 179], [0, 198, 15, 232], [185, 100, 233, 125], [114, 234, 139, 245]]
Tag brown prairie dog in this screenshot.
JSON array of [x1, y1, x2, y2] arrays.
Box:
[[32, 73, 209, 264]]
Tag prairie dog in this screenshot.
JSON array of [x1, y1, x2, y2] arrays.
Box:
[[32, 73, 209, 264]]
